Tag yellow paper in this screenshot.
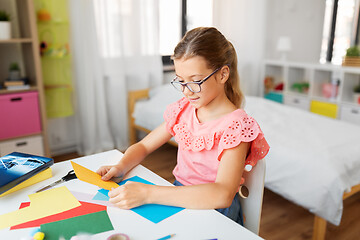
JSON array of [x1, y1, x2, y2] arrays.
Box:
[[0, 186, 81, 229], [71, 161, 119, 190], [0, 168, 52, 197]]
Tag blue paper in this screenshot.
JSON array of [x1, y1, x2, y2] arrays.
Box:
[[95, 176, 184, 223], [92, 190, 110, 201]]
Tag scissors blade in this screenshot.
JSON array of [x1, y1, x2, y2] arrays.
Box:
[[36, 179, 64, 193]]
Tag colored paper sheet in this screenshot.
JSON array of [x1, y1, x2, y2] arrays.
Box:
[[71, 191, 113, 208], [71, 161, 119, 190], [10, 201, 106, 230], [40, 210, 114, 240], [97, 176, 184, 224], [98, 188, 111, 197], [133, 202, 184, 224], [0, 168, 52, 197], [0, 186, 80, 229], [93, 191, 110, 201]]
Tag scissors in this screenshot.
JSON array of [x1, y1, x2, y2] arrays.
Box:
[[36, 170, 77, 193]]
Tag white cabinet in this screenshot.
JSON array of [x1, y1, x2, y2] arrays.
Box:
[[0, 135, 44, 157], [262, 60, 360, 124], [339, 105, 360, 126], [283, 94, 310, 111]]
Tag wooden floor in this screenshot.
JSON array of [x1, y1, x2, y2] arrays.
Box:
[[54, 144, 360, 240]]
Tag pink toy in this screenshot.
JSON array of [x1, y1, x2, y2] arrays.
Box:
[[322, 83, 338, 98]]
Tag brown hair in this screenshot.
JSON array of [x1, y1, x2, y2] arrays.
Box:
[[172, 27, 244, 108]]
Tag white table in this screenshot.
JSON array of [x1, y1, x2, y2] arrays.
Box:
[[0, 150, 263, 240]]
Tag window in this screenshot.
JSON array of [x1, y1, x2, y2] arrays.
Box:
[[159, 0, 182, 57], [320, 0, 359, 64], [159, 0, 213, 65]]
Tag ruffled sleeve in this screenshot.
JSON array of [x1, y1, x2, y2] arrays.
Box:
[[217, 113, 270, 176], [163, 97, 189, 135]]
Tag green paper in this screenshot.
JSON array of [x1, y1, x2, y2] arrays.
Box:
[[40, 210, 113, 240]]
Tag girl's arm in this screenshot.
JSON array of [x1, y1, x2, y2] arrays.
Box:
[[97, 122, 172, 181], [108, 141, 250, 210]]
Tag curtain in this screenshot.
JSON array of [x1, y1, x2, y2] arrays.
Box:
[[69, 0, 162, 155]]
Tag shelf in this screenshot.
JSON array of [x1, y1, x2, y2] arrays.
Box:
[[309, 96, 338, 104], [0, 86, 38, 95], [287, 66, 310, 96], [262, 60, 360, 125], [340, 101, 360, 107], [41, 54, 71, 60], [37, 20, 69, 25], [0, 133, 42, 143], [285, 91, 309, 98], [0, 38, 33, 44], [0, 0, 50, 156]]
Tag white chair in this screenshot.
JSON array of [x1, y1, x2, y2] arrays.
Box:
[[239, 159, 266, 235]]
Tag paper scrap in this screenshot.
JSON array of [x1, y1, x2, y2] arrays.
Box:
[[40, 210, 114, 240], [11, 201, 106, 230], [71, 161, 119, 190], [92, 191, 110, 201], [0, 186, 81, 229]]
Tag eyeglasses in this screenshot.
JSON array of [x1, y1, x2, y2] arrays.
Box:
[[171, 67, 221, 93]]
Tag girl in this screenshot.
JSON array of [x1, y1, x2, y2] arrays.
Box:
[[97, 27, 269, 225]]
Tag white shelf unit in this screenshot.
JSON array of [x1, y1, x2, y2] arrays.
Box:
[[262, 60, 360, 126]]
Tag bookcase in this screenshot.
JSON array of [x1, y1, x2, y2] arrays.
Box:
[[0, 0, 49, 157], [261, 60, 360, 126]]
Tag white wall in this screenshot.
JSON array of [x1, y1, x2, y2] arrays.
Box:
[[47, 116, 77, 156], [213, 0, 267, 96], [213, 0, 326, 96], [264, 0, 326, 62]]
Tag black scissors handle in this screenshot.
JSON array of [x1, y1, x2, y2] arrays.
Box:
[[36, 170, 77, 193], [62, 170, 77, 181]]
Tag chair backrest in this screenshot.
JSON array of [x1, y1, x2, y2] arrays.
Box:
[[240, 159, 266, 235]]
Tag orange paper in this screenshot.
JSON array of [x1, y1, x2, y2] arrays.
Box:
[[71, 161, 119, 190]]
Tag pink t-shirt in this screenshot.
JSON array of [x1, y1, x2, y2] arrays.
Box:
[[164, 97, 270, 186]]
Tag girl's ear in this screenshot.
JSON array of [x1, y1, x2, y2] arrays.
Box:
[[220, 65, 230, 83]]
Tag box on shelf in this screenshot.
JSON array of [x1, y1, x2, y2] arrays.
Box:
[[342, 56, 360, 67], [264, 91, 283, 103], [0, 135, 44, 157], [339, 105, 360, 126], [284, 95, 310, 111], [0, 91, 42, 140], [310, 100, 338, 119]]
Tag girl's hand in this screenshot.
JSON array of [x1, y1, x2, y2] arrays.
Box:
[[96, 165, 124, 182], [108, 181, 150, 209]]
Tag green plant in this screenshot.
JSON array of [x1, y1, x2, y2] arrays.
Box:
[[0, 10, 10, 21], [9, 62, 20, 71], [346, 46, 360, 57]]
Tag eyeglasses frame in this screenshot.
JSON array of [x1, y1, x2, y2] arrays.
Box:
[[171, 66, 224, 93]]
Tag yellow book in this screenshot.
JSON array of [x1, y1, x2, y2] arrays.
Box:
[[0, 168, 52, 197]]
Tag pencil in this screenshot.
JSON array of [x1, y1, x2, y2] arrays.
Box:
[[156, 233, 175, 240]]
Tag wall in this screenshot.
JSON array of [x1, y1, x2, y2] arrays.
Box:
[[213, 0, 267, 96], [213, 0, 326, 95], [47, 116, 77, 156], [264, 0, 326, 62]]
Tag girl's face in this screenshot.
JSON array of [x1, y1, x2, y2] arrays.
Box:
[[173, 56, 227, 109]]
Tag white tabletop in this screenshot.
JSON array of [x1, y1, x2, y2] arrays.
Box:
[[0, 150, 262, 240]]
